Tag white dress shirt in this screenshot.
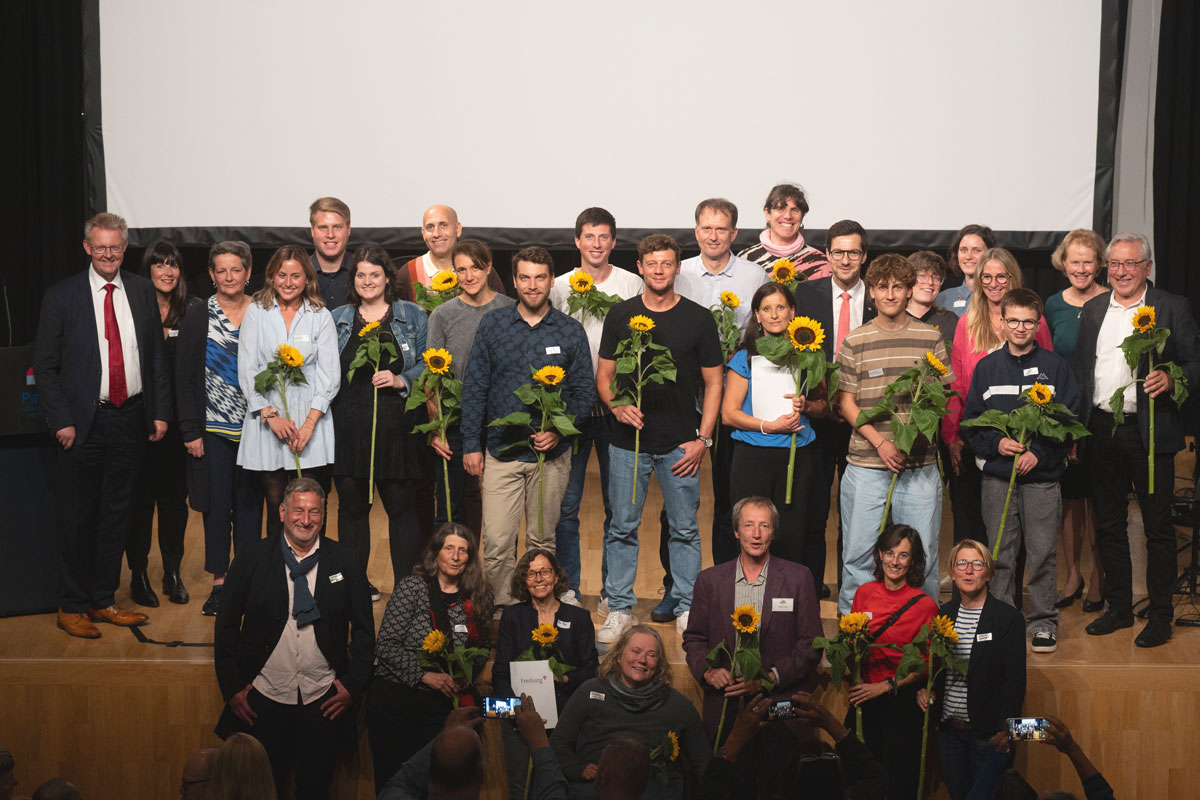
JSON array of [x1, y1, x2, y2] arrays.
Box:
[[88, 267, 143, 401], [676, 253, 767, 331], [253, 536, 335, 705], [1094, 288, 1147, 413], [830, 278, 867, 345]]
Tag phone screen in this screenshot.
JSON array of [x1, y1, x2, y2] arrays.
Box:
[[483, 696, 522, 718], [768, 700, 796, 720], [1006, 717, 1049, 742]]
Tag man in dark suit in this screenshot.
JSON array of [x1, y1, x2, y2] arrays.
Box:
[[793, 219, 876, 598], [682, 496, 822, 797], [34, 212, 170, 639], [1072, 233, 1200, 648], [214, 477, 374, 800]]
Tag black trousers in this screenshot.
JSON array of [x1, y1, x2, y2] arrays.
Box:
[[710, 424, 738, 564], [202, 433, 264, 575], [434, 428, 483, 535], [810, 418, 850, 590], [57, 400, 147, 612], [365, 677, 450, 793], [1087, 411, 1177, 622], [334, 475, 421, 586], [127, 425, 188, 573], [238, 687, 339, 800], [947, 442, 987, 545], [260, 466, 332, 540], [844, 685, 924, 800]]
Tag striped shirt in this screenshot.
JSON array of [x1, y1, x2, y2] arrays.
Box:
[[204, 296, 246, 441], [836, 317, 953, 470], [941, 605, 981, 723], [737, 240, 831, 282]]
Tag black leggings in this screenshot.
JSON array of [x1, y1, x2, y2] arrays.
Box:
[[334, 474, 421, 586], [260, 466, 332, 540]]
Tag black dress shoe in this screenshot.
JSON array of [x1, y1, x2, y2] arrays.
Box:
[[130, 569, 160, 608], [1134, 619, 1173, 648], [1085, 610, 1134, 636], [201, 585, 223, 617], [1081, 597, 1105, 613], [162, 570, 190, 604], [818, 584, 832, 600], [1054, 580, 1084, 609]]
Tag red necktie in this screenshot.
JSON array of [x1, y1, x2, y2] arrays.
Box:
[[836, 291, 851, 355], [103, 283, 128, 407]]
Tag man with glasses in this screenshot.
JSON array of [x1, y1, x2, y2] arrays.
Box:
[[793, 220, 876, 600], [960, 289, 1081, 654], [34, 212, 171, 639], [1072, 233, 1200, 648]]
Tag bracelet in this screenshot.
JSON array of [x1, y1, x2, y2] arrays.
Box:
[[759, 418, 767, 435]]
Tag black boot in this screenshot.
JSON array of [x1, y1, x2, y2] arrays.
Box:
[[130, 569, 159, 608], [162, 570, 190, 604]]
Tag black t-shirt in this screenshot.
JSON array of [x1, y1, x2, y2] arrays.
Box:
[[598, 295, 723, 454]]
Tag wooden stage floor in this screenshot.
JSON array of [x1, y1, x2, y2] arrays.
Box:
[[2, 452, 1199, 798]]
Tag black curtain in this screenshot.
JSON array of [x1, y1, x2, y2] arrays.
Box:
[[1153, 0, 1199, 307], [5, 1, 88, 347]]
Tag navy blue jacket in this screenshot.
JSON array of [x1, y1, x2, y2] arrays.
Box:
[[961, 343, 1081, 482]]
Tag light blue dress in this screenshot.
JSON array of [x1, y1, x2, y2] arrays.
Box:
[[236, 300, 339, 471]]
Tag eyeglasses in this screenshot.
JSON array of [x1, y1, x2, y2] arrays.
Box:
[[1110, 259, 1147, 272], [953, 559, 986, 572], [1003, 318, 1038, 331], [979, 274, 1010, 285], [882, 550, 911, 562], [829, 249, 864, 261], [526, 568, 555, 580], [914, 272, 942, 285], [89, 244, 126, 255]]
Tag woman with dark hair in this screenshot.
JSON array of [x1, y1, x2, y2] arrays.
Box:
[[330, 243, 427, 599], [736, 183, 830, 281], [844, 524, 939, 799], [720, 282, 820, 578], [127, 240, 202, 607], [237, 244, 338, 538], [493, 548, 599, 799], [935, 224, 998, 317], [551, 624, 709, 800], [367, 523, 493, 792]]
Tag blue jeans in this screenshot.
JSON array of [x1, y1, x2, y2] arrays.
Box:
[[604, 444, 701, 615], [555, 414, 613, 593], [839, 463, 942, 614], [938, 725, 1001, 800]]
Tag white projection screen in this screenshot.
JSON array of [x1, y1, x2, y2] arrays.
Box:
[[94, 0, 1114, 246]]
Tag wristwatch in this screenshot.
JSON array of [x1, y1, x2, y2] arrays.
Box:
[[697, 434, 714, 448], [715, 745, 737, 764]]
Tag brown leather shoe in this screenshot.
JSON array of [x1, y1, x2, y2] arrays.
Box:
[[57, 610, 102, 639], [87, 605, 149, 627]]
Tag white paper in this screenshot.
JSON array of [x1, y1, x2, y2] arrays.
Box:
[[750, 356, 796, 420], [510, 660, 559, 729]]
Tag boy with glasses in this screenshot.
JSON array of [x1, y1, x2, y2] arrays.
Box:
[[960, 289, 1082, 653]]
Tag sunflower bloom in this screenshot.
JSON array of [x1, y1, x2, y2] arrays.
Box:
[[1133, 305, 1156, 333], [278, 344, 304, 368], [925, 351, 948, 376], [358, 320, 381, 338], [570, 271, 595, 293], [666, 730, 680, 761], [531, 623, 558, 646], [629, 314, 655, 333], [1028, 382, 1052, 405], [423, 348, 453, 375], [839, 612, 870, 635], [771, 258, 796, 284], [731, 604, 760, 634], [787, 317, 825, 352], [422, 629, 446, 654], [720, 291, 741, 309], [431, 270, 458, 293], [533, 365, 566, 386], [933, 615, 959, 644]]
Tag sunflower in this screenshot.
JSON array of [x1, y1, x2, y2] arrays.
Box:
[[731, 604, 760, 634], [278, 344, 304, 368], [770, 258, 797, 285], [1133, 305, 1156, 333], [838, 612, 870, 635], [720, 290, 741, 309], [422, 348, 453, 375], [1028, 382, 1052, 405], [933, 614, 959, 644], [422, 629, 446, 654], [569, 271, 594, 293], [787, 316, 825, 352], [925, 351, 949, 376], [533, 365, 566, 386], [666, 730, 680, 761], [358, 320, 381, 338], [629, 314, 655, 333], [531, 623, 558, 646], [431, 270, 459, 293]]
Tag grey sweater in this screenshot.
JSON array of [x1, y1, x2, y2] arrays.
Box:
[[426, 293, 515, 380]]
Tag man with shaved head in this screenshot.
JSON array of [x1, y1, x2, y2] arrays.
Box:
[[398, 205, 503, 300], [179, 746, 218, 800]]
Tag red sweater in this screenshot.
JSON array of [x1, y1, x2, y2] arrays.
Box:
[[851, 582, 939, 684]]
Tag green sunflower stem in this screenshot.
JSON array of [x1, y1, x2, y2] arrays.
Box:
[[443, 458, 453, 523], [632, 354, 643, 503], [852, 660, 864, 743], [992, 435, 1023, 560], [917, 665, 933, 799], [537, 451, 546, 538], [1149, 354, 1156, 495], [713, 697, 730, 754], [523, 756, 533, 800], [879, 472, 898, 534], [785, 376, 808, 505], [278, 379, 302, 478]]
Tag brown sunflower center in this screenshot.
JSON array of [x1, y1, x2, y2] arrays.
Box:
[[796, 329, 815, 344]]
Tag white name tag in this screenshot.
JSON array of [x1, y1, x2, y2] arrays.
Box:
[[771, 597, 793, 612], [589, 691, 606, 701], [546, 345, 561, 355], [328, 572, 343, 583], [976, 632, 993, 642], [454, 623, 469, 634], [864, 611, 874, 620], [868, 368, 885, 378], [556, 619, 572, 629], [954, 299, 967, 308], [167, 329, 180, 338], [1023, 367, 1039, 377], [401, 342, 410, 351], [295, 334, 310, 343]]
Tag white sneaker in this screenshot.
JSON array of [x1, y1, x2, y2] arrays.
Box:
[[596, 610, 633, 644], [559, 590, 582, 608], [675, 611, 690, 637], [597, 597, 610, 617]]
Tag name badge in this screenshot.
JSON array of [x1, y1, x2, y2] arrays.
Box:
[[328, 572, 343, 583], [1023, 367, 1039, 377], [954, 299, 967, 308], [556, 619, 572, 629], [454, 623, 469, 634], [295, 334, 310, 343], [976, 632, 993, 642], [771, 597, 794, 612], [589, 691, 606, 701], [864, 611, 874, 620], [546, 345, 561, 355], [868, 368, 884, 378], [401, 342, 410, 351], [168, 329, 180, 338]]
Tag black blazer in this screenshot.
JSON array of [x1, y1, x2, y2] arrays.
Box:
[[794, 276, 878, 365], [491, 602, 598, 710], [1072, 287, 1200, 453], [33, 268, 170, 444], [933, 593, 1025, 738], [213, 535, 375, 733], [175, 298, 217, 511]]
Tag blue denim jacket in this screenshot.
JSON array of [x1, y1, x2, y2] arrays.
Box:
[[331, 301, 427, 392]]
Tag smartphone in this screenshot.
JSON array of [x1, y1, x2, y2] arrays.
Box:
[[768, 700, 797, 720], [1006, 717, 1049, 742], [483, 696, 522, 718]]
